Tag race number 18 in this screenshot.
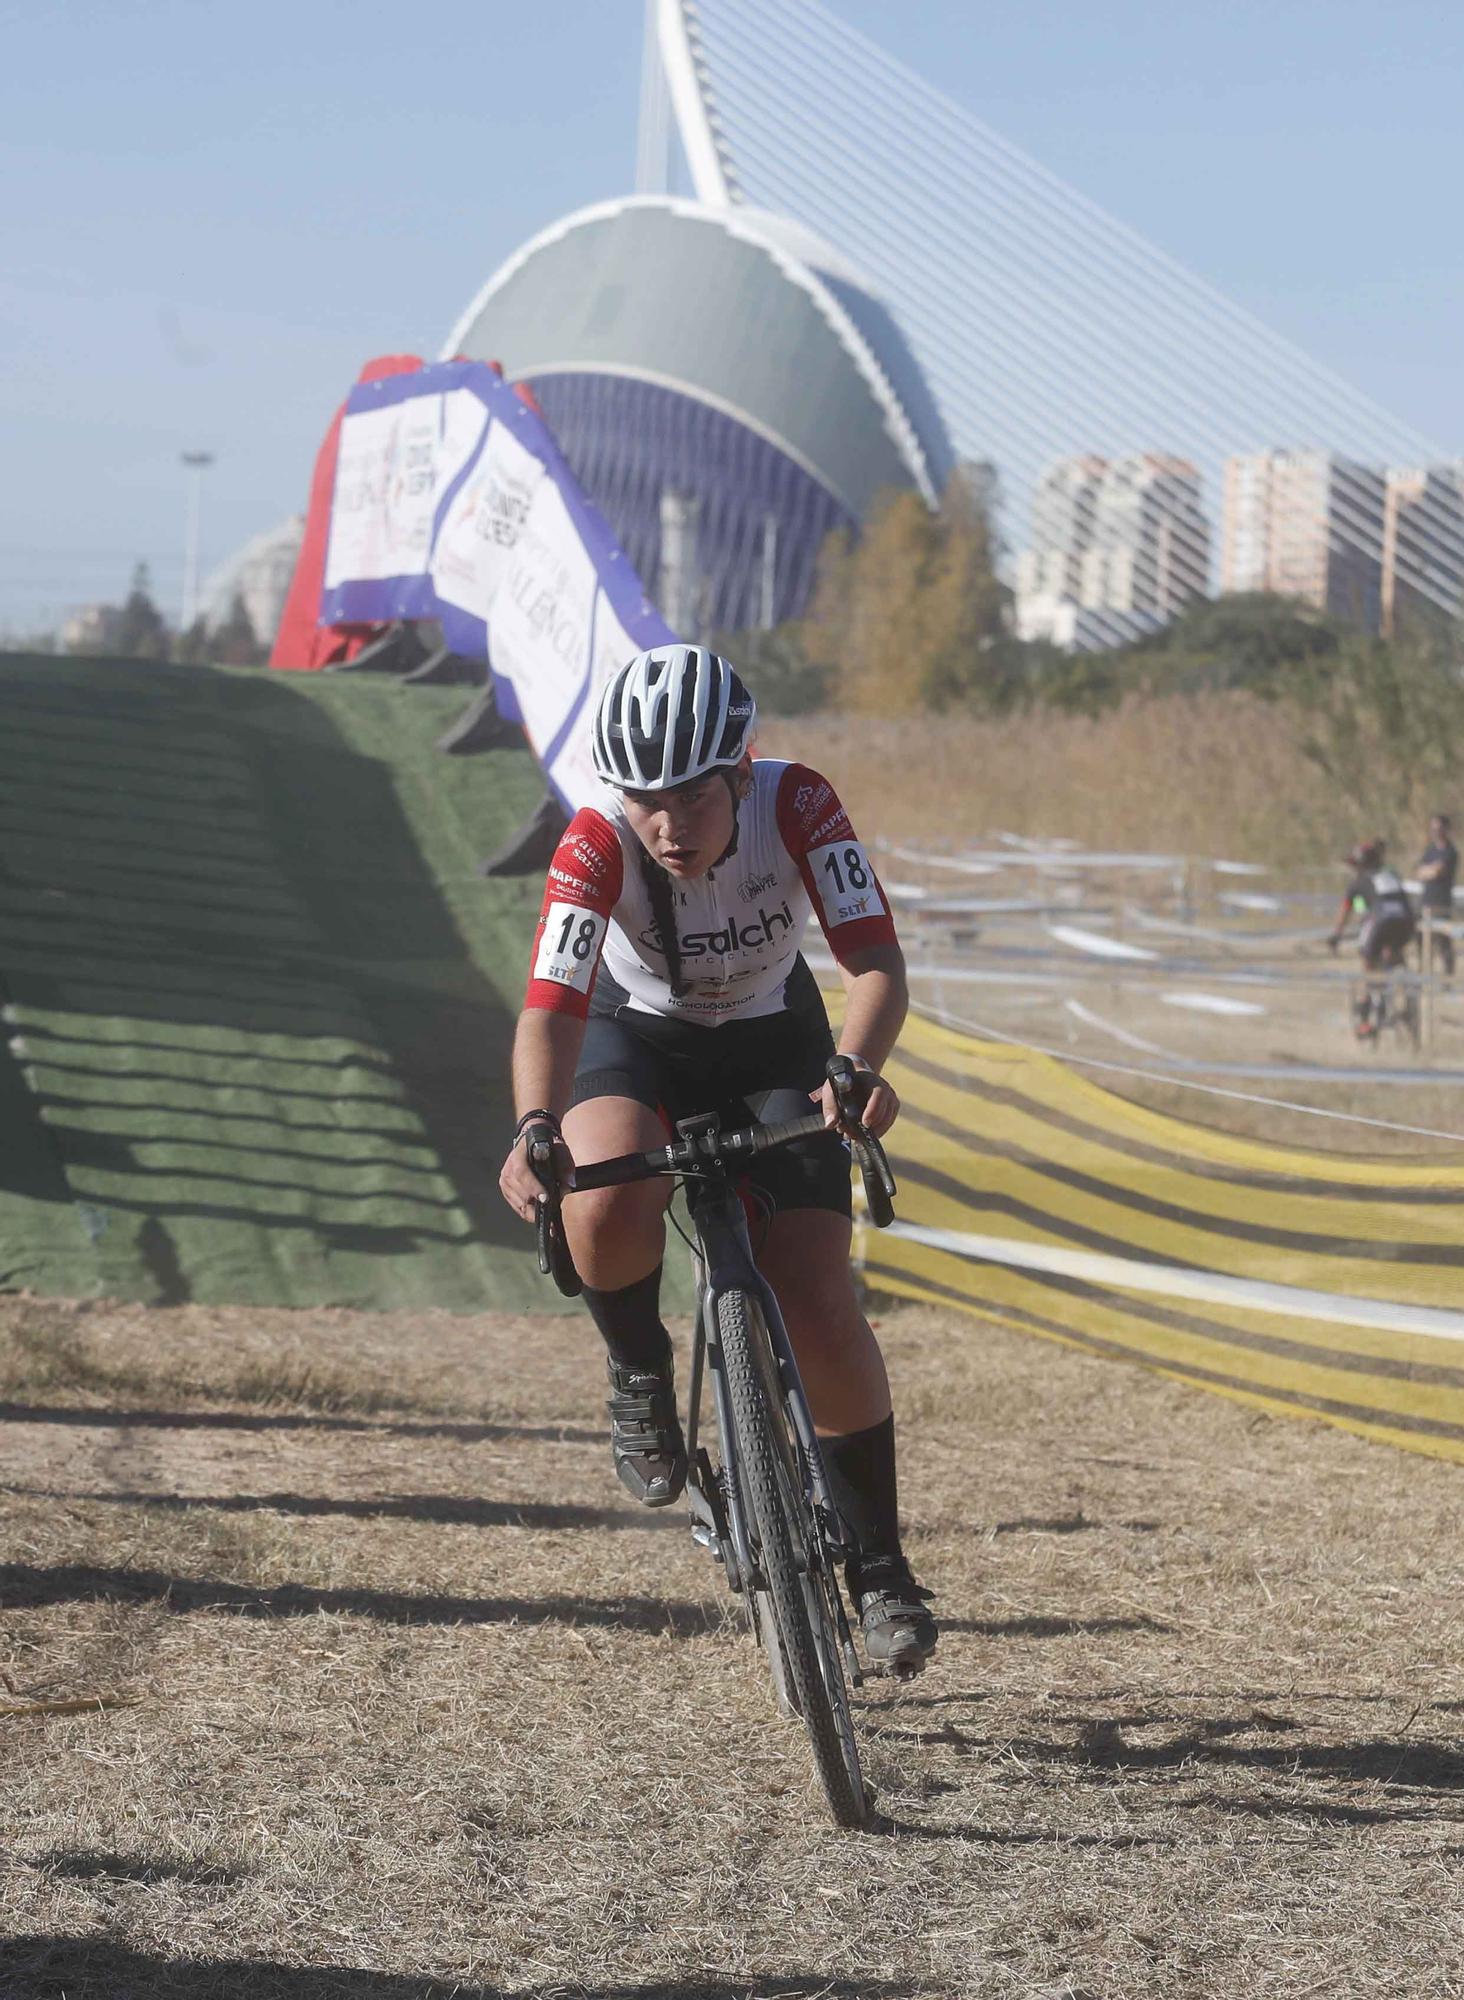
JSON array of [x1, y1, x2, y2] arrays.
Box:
[[807, 840, 884, 929], [534, 900, 607, 991]]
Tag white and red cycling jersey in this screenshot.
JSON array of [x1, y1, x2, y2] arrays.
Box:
[[524, 760, 897, 1025]]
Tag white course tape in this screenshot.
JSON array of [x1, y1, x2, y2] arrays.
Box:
[[886, 1220, 1464, 1345], [1064, 998, 1173, 1054], [1161, 992, 1267, 1017], [1047, 924, 1158, 962]]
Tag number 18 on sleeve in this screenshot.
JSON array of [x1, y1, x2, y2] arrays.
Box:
[[808, 840, 886, 930], [533, 901, 608, 994]]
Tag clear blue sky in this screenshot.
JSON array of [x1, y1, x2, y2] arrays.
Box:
[[1, 0, 1459, 633]]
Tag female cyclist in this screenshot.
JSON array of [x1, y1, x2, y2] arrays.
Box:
[[498, 645, 936, 1674]]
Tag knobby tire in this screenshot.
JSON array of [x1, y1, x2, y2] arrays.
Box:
[[717, 1286, 868, 1830]]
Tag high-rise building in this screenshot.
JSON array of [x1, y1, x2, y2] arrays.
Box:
[[1077, 454, 1209, 618], [1220, 450, 1385, 630], [1380, 463, 1464, 637], [1015, 456, 1105, 602], [1016, 452, 1208, 649]]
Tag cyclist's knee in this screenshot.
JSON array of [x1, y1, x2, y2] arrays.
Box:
[[563, 1180, 667, 1263], [562, 1095, 670, 1268]]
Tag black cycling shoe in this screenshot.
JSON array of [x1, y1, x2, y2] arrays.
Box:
[[606, 1357, 687, 1508], [848, 1554, 938, 1677]]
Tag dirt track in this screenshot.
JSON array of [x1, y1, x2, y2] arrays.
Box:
[[2, 1293, 1462, 1999]]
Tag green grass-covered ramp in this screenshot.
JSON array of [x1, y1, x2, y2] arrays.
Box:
[[0, 653, 563, 1310]]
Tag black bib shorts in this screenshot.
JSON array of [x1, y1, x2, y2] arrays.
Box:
[[1360, 908, 1415, 967], [569, 955, 852, 1219]]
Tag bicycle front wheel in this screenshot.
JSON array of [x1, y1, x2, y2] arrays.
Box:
[[717, 1285, 869, 1830]]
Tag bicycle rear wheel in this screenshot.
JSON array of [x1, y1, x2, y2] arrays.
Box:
[[717, 1285, 869, 1830]]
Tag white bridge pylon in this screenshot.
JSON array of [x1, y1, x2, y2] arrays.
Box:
[[641, 0, 1460, 609]]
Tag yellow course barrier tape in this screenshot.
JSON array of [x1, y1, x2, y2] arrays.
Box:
[[849, 1004, 1464, 1466]]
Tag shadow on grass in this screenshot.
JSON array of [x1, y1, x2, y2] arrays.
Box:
[[0, 656, 535, 1300], [870, 1706, 1464, 1802], [0, 1402, 600, 1446], [12, 1487, 675, 1535], [1058, 1724, 1464, 1793], [0, 1562, 721, 1637], [0, 1946, 931, 2000], [13, 1020, 399, 1078], [991, 1513, 1161, 1535], [942, 1613, 1173, 1638], [33, 1848, 244, 1889], [875, 1815, 1175, 1849], [1171, 1791, 1455, 1827]]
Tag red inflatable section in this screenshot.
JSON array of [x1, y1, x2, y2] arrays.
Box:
[[271, 357, 549, 671], [270, 354, 424, 671]]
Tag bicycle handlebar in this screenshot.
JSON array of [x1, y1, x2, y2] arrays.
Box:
[[567, 1106, 831, 1193], [533, 1057, 898, 1297]]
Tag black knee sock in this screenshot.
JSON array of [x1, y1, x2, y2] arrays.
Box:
[[582, 1266, 672, 1374], [821, 1413, 901, 1562]]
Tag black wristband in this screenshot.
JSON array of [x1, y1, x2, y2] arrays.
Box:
[[514, 1108, 561, 1142]]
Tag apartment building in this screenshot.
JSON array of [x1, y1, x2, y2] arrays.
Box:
[[1014, 455, 1106, 602], [1016, 452, 1209, 650], [1380, 462, 1464, 637], [1220, 449, 1385, 630]]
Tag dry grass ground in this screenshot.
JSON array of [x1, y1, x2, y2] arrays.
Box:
[[2, 1293, 1462, 1999]]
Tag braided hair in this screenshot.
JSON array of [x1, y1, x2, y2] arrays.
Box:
[[639, 841, 688, 1000]]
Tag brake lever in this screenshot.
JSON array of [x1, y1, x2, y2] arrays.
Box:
[[825, 1056, 897, 1229], [528, 1131, 582, 1297]]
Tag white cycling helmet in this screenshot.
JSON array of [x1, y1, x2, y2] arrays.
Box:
[[591, 645, 756, 791]]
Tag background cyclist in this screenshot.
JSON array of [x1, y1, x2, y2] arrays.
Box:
[[497, 646, 936, 1675], [1327, 837, 1416, 1038]]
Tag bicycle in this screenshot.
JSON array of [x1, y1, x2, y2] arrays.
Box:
[[1348, 964, 1420, 1051], [528, 1055, 899, 1831]]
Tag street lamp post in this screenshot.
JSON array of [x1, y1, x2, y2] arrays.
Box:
[[180, 450, 215, 634]]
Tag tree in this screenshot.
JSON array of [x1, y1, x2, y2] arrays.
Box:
[[915, 465, 1013, 711], [1119, 590, 1343, 696], [112, 562, 169, 660], [710, 623, 828, 715], [1283, 626, 1464, 839], [798, 469, 1011, 715], [172, 615, 210, 666], [211, 591, 264, 667]]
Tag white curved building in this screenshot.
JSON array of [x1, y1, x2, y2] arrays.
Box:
[[198, 514, 304, 647], [442, 195, 953, 631]]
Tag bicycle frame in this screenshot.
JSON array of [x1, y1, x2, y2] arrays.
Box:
[[678, 1149, 852, 1605], [531, 1059, 901, 1802]]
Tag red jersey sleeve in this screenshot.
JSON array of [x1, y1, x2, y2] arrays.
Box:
[[775, 763, 899, 963], [523, 808, 625, 1018]]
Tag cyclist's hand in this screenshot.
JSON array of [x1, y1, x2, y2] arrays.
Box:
[[814, 1068, 900, 1140], [499, 1125, 574, 1225]]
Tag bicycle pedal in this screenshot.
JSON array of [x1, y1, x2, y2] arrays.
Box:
[[887, 1654, 926, 1683]]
